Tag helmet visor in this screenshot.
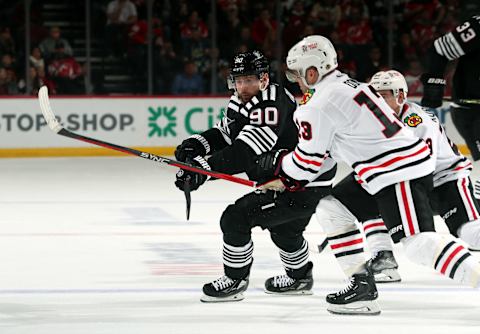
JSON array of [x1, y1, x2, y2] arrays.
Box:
[[285, 69, 301, 83]]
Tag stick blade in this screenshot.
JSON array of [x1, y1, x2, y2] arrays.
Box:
[[38, 86, 63, 133]]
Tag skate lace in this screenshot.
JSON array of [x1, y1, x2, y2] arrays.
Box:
[[337, 277, 355, 296], [212, 276, 234, 291], [273, 275, 295, 288]]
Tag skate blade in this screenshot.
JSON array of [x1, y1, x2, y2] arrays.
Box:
[[200, 292, 244, 303], [374, 269, 401, 283], [327, 300, 381, 316], [264, 289, 313, 296]]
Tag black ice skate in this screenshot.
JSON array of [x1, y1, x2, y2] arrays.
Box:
[[200, 275, 249, 303], [326, 271, 381, 315], [264, 262, 313, 295], [367, 250, 401, 283]]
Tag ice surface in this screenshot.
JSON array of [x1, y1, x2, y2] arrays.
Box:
[[0, 157, 478, 334]]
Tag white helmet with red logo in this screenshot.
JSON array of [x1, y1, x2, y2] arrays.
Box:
[[286, 35, 338, 88], [370, 70, 408, 99], [370, 70, 409, 109]]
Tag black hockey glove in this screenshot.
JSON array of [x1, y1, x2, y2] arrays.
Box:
[[175, 156, 211, 192], [174, 135, 211, 162], [421, 73, 446, 108], [256, 150, 307, 191]]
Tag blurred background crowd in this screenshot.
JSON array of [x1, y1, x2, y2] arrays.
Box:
[[0, 0, 476, 96]]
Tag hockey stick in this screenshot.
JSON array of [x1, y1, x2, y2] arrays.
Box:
[[38, 86, 256, 188]]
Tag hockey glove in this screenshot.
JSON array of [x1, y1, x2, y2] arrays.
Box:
[[256, 150, 307, 191], [421, 73, 446, 108], [175, 156, 211, 192], [174, 135, 211, 162]]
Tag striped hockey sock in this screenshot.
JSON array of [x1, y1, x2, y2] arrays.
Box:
[[402, 232, 480, 288], [327, 228, 367, 276], [362, 218, 394, 254], [223, 240, 253, 271], [434, 239, 480, 287], [279, 240, 309, 271]]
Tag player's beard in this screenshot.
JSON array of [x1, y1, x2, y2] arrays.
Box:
[[239, 93, 253, 103]]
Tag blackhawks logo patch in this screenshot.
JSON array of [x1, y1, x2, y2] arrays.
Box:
[[404, 113, 423, 127], [300, 89, 315, 105]]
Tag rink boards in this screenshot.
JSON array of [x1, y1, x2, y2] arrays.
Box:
[[0, 96, 469, 157]]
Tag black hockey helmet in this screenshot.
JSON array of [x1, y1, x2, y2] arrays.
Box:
[[230, 50, 269, 78], [228, 50, 269, 90]]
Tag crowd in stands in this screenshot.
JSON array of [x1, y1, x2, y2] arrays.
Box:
[[0, 0, 466, 96]]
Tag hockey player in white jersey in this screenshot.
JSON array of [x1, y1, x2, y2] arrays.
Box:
[[257, 35, 480, 315], [355, 70, 480, 283]]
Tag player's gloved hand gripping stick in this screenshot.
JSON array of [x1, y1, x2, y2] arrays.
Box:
[[38, 86, 282, 217]]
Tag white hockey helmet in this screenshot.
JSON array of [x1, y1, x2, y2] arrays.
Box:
[[286, 35, 338, 88], [369, 70, 408, 100]]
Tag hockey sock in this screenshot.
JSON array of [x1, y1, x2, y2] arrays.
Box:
[[362, 218, 393, 254], [279, 239, 310, 278], [457, 220, 480, 250], [317, 196, 367, 276], [223, 240, 253, 279], [402, 232, 480, 287]]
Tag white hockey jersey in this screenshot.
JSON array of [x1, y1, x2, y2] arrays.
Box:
[[398, 101, 472, 187], [281, 70, 435, 195]]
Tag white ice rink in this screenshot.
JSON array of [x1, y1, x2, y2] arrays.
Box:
[[0, 157, 479, 334]]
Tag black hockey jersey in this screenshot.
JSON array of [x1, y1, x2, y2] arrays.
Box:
[[198, 83, 336, 183], [427, 14, 480, 108]]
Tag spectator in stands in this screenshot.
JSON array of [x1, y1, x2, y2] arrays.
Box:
[[37, 66, 56, 95], [231, 26, 255, 57], [47, 41, 83, 94], [410, 9, 437, 55], [155, 40, 181, 94], [127, 15, 163, 93], [29, 46, 45, 71], [404, 59, 424, 96], [251, 8, 277, 51], [337, 47, 357, 79], [105, 0, 138, 58], [180, 10, 208, 41], [394, 32, 419, 70], [0, 27, 15, 57], [1, 53, 16, 73], [215, 60, 230, 95], [356, 46, 385, 81], [39, 26, 73, 61], [0, 67, 18, 95], [218, 5, 242, 60], [172, 60, 204, 95], [338, 4, 373, 46], [182, 24, 211, 77], [308, 0, 341, 35], [283, 1, 306, 49]]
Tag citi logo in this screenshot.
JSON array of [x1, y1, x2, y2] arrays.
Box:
[[442, 207, 457, 219]]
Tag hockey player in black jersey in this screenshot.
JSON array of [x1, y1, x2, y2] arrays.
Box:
[[174, 51, 336, 302], [421, 14, 480, 198]]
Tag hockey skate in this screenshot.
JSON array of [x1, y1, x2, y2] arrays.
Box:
[[367, 250, 401, 283], [326, 271, 381, 315], [264, 262, 313, 295], [200, 275, 249, 302]]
